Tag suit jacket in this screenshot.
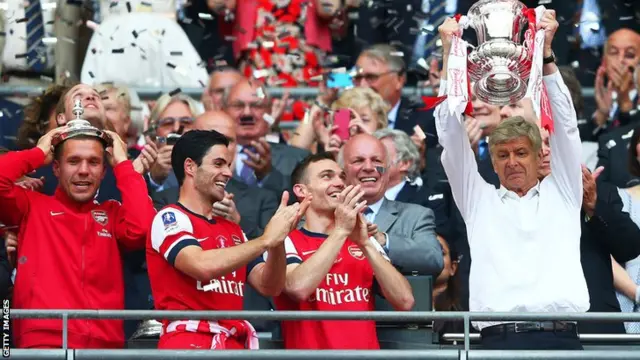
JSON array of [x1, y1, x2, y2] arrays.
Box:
[[394, 99, 439, 149], [151, 178, 279, 240], [246, 142, 310, 196], [395, 179, 454, 241], [375, 198, 443, 276], [596, 123, 640, 188], [579, 181, 640, 334]]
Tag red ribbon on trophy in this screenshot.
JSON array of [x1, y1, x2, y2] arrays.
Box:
[[420, 6, 554, 133]]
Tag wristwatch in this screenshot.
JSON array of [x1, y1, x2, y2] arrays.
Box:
[[543, 51, 556, 65]]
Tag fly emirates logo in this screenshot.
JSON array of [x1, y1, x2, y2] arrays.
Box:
[[309, 273, 370, 305], [197, 275, 245, 297]]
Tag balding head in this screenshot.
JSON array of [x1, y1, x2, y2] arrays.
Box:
[[604, 28, 640, 75], [224, 79, 270, 145], [339, 133, 389, 203], [194, 110, 238, 164], [205, 67, 244, 111]]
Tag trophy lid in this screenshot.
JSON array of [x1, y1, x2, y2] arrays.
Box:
[[52, 99, 113, 147]]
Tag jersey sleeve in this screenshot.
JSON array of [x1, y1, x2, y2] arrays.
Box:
[[246, 235, 301, 274], [150, 208, 201, 266]]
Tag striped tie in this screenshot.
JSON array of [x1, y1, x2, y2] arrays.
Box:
[[25, 0, 47, 71], [412, 0, 448, 65]]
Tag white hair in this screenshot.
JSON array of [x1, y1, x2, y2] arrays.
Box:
[[373, 128, 421, 180]]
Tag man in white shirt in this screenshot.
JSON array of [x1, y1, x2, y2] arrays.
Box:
[[435, 12, 589, 350]]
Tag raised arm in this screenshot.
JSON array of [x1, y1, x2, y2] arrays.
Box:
[[0, 128, 65, 228], [435, 19, 487, 221], [539, 11, 583, 208], [103, 131, 156, 251]]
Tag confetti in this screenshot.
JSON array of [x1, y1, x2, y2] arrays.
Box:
[[390, 51, 404, 57], [417, 58, 429, 70], [112, 48, 125, 54], [198, 80, 206, 87], [169, 88, 182, 97], [253, 69, 272, 79], [198, 13, 213, 20], [15, 17, 28, 24], [170, 51, 183, 56], [224, 36, 238, 42], [14, 53, 28, 59], [126, 1, 132, 12], [256, 87, 266, 99], [166, 62, 176, 69], [263, 113, 275, 126], [265, 133, 280, 143], [86, 20, 99, 30], [262, 41, 275, 48]]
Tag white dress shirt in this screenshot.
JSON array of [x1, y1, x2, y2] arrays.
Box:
[[385, 180, 406, 201], [365, 197, 390, 250], [435, 71, 589, 330], [80, 12, 208, 88], [1, 0, 55, 72]]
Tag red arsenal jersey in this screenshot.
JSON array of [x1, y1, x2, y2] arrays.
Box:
[[147, 203, 251, 333], [274, 228, 386, 349]]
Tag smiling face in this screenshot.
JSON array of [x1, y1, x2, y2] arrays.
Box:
[[60, 84, 106, 128], [295, 159, 347, 213], [605, 29, 640, 77], [224, 81, 270, 144], [53, 138, 106, 203], [342, 134, 389, 203], [491, 136, 541, 194], [192, 144, 234, 204]]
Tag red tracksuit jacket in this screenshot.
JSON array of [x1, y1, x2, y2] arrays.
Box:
[[0, 148, 155, 349]]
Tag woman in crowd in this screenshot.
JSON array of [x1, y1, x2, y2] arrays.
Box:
[[432, 236, 464, 337], [15, 84, 68, 150], [613, 125, 640, 333], [289, 87, 389, 155]]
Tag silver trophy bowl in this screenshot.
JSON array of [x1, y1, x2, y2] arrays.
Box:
[[467, 0, 530, 105], [52, 99, 112, 147]]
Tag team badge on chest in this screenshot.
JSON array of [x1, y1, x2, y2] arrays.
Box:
[[91, 210, 109, 226], [217, 235, 229, 248], [348, 245, 365, 260]]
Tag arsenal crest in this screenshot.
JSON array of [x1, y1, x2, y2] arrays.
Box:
[[232, 234, 243, 246], [91, 210, 109, 226], [348, 245, 365, 260], [217, 235, 229, 248]]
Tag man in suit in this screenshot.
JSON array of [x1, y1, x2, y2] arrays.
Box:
[[537, 125, 640, 333], [596, 122, 640, 188], [152, 110, 279, 239], [339, 133, 443, 276], [223, 79, 310, 195]]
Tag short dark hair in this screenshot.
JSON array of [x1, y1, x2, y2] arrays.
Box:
[[291, 152, 337, 186], [17, 84, 69, 149], [53, 135, 108, 161], [171, 130, 229, 186], [558, 66, 584, 118], [628, 126, 640, 177]]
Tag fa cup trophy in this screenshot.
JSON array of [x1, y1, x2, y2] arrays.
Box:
[[466, 0, 531, 105], [52, 99, 112, 147]]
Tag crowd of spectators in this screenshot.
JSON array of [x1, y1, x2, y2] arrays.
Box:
[[0, 0, 639, 352]]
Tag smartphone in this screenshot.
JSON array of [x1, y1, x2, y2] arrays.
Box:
[[157, 133, 181, 146], [327, 72, 354, 89], [332, 109, 351, 141]]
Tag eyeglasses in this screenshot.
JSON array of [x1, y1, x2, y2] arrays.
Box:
[[157, 116, 194, 127], [352, 70, 398, 84], [228, 102, 267, 113]]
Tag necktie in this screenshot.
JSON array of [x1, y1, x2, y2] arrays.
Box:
[[25, 0, 47, 71], [478, 139, 489, 160], [412, 0, 447, 66], [239, 147, 257, 185], [363, 206, 374, 223], [577, 0, 606, 50]]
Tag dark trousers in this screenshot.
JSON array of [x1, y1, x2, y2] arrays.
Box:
[[481, 330, 583, 350]]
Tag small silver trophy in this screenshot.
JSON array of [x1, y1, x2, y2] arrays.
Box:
[[52, 98, 112, 147]]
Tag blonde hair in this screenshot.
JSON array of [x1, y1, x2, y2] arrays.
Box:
[[488, 116, 542, 156], [149, 93, 201, 132], [331, 87, 390, 130], [94, 83, 132, 114]]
